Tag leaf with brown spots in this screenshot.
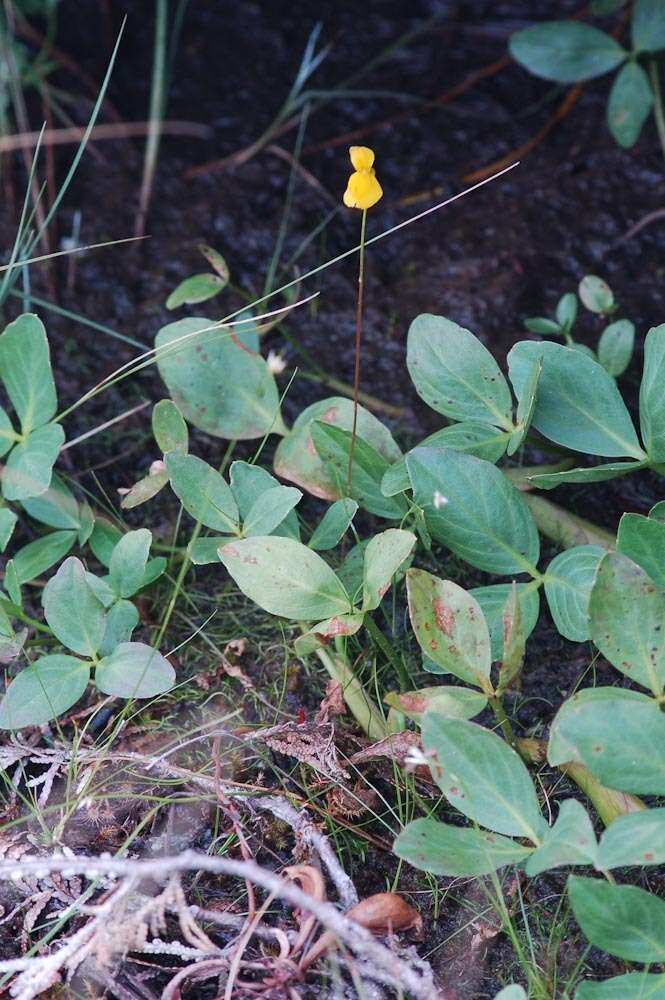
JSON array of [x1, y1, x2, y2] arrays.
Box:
[[406, 569, 493, 692]]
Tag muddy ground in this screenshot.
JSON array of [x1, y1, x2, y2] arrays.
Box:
[[1, 1, 665, 996]]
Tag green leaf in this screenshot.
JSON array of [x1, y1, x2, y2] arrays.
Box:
[[382, 422, 510, 497], [579, 275, 616, 314], [120, 469, 169, 510], [274, 397, 401, 500], [77, 500, 95, 546], [548, 688, 665, 794], [509, 21, 626, 83], [598, 319, 635, 377], [309, 498, 358, 550], [0, 313, 57, 434], [166, 273, 227, 310], [495, 989, 527, 1000], [527, 460, 644, 490], [2, 423, 65, 502], [0, 406, 17, 458], [632, 0, 665, 51], [155, 316, 285, 440], [470, 583, 540, 661], [0, 508, 17, 551], [650, 500, 665, 522], [407, 447, 540, 575], [569, 876, 665, 963], [12, 529, 77, 584], [508, 340, 643, 458], [576, 973, 665, 1000], [219, 536, 351, 620], [407, 570, 492, 689], [544, 545, 605, 642], [152, 399, 188, 454], [607, 61, 653, 148], [589, 551, 665, 695], [639, 324, 665, 460], [598, 809, 665, 869], [524, 317, 562, 336], [394, 818, 531, 877], [22, 474, 79, 529], [43, 556, 107, 657], [497, 582, 525, 693], [190, 536, 232, 564], [406, 314, 513, 428], [311, 421, 407, 519], [422, 713, 545, 840], [4, 561, 21, 605], [166, 452, 239, 533], [557, 292, 578, 331], [384, 685, 487, 723], [525, 800, 597, 876], [243, 486, 301, 537], [109, 528, 152, 598], [363, 529, 416, 611], [617, 513, 665, 588], [230, 460, 300, 539], [507, 358, 541, 455], [98, 599, 139, 657], [95, 641, 175, 698], [198, 244, 230, 282], [0, 654, 90, 729], [294, 613, 364, 655], [88, 518, 123, 567]]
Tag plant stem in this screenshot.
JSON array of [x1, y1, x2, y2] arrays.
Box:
[[524, 494, 615, 551], [488, 692, 517, 747], [135, 0, 167, 238], [649, 57, 665, 167], [560, 760, 646, 826], [364, 614, 410, 691], [312, 642, 388, 740], [347, 207, 367, 494]]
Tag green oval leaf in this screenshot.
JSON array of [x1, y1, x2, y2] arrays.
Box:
[[632, 0, 665, 52], [152, 399, 188, 454], [639, 324, 665, 460], [544, 544, 605, 642], [509, 21, 626, 83], [407, 570, 492, 689], [548, 689, 665, 794], [589, 551, 665, 695], [598, 809, 665, 869], [0, 654, 90, 729], [109, 528, 152, 598], [166, 452, 239, 533], [607, 61, 653, 148], [95, 641, 175, 698], [569, 876, 665, 963], [12, 529, 77, 584], [470, 583, 541, 661], [525, 800, 597, 876], [43, 556, 107, 657], [219, 536, 351, 620], [166, 273, 227, 310], [422, 713, 545, 840], [617, 512, 665, 588], [0, 313, 58, 435], [22, 474, 79, 529], [394, 818, 530, 877], [2, 423, 65, 502], [576, 973, 665, 1000], [579, 275, 616, 314], [362, 529, 416, 611], [508, 340, 643, 458], [309, 498, 358, 550], [407, 447, 540, 575], [155, 317, 285, 440], [406, 313, 513, 428]]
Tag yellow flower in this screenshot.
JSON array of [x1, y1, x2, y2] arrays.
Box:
[[343, 145, 383, 210]]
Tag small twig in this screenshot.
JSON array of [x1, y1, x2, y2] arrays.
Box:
[[0, 853, 437, 1000], [0, 120, 211, 154]]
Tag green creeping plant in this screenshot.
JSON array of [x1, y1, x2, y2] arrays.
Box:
[[510, 0, 665, 150], [524, 274, 635, 379], [0, 536, 171, 729]]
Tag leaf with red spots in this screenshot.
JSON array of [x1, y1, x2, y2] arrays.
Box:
[[406, 569, 492, 691]]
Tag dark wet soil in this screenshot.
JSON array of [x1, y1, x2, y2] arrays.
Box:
[[2, 0, 665, 995]]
